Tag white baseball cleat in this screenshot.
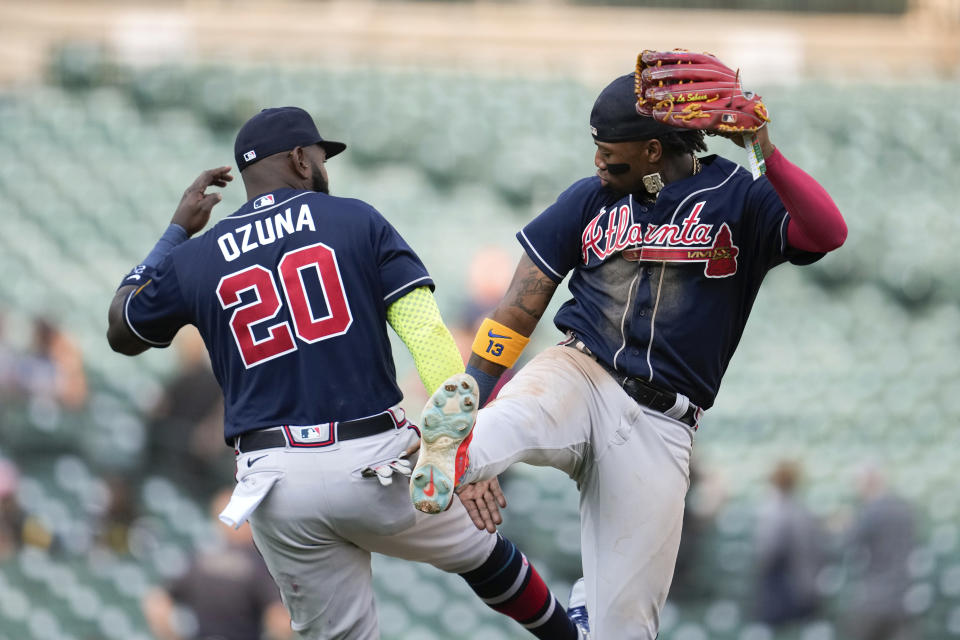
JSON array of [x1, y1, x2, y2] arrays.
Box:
[[567, 577, 590, 640], [409, 373, 477, 514]]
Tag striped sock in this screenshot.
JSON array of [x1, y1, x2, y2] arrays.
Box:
[[459, 534, 578, 640]]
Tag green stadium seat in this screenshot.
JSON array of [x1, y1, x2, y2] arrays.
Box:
[[704, 599, 741, 634], [738, 623, 774, 640], [947, 605, 960, 635]]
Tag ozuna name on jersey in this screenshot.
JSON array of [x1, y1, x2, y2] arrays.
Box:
[[217, 204, 317, 262]]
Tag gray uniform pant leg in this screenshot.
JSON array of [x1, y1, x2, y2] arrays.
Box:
[[468, 346, 693, 639], [243, 427, 497, 640]]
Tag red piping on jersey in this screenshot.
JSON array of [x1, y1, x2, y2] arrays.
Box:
[[765, 149, 847, 253]]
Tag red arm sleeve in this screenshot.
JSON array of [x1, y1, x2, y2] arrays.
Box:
[[764, 148, 848, 253]]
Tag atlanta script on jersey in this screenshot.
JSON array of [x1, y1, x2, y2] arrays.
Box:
[[123, 188, 433, 440], [518, 155, 823, 409]]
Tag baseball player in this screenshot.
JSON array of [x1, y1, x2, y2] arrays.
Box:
[[106, 107, 584, 640], [411, 62, 847, 639]]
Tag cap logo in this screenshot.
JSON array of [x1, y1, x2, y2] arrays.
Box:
[[590, 126, 598, 135], [253, 194, 275, 209], [243, 150, 257, 162]]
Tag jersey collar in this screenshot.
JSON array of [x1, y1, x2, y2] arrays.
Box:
[[232, 188, 311, 218]]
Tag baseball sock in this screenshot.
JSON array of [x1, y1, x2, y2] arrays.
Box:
[[459, 533, 578, 640]]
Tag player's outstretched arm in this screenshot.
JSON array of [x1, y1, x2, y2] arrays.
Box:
[[386, 286, 465, 394], [107, 166, 232, 356], [761, 135, 847, 253], [723, 127, 846, 253], [443, 255, 556, 531], [466, 253, 558, 405]]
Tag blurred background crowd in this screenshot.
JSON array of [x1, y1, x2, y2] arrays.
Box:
[[0, 0, 957, 639]]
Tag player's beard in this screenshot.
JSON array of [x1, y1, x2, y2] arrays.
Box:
[[311, 162, 329, 194]]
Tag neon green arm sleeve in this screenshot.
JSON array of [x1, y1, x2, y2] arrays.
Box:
[[386, 286, 464, 393]]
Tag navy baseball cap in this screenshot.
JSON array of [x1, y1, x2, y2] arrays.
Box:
[[234, 107, 346, 171], [590, 73, 679, 142]]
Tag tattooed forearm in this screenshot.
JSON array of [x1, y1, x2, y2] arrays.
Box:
[[492, 255, 558, 333], [510, 272, 554, 320], [468, 255, 559, 376]]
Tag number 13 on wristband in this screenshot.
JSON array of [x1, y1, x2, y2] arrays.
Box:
[[471, 319, 529, 368]]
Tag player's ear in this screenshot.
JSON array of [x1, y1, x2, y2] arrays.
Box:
[[288, 146, 311, 179], [645, 139, 663, 163]]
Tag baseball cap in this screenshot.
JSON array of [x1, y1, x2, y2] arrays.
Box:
[[234, 106, 346, 171], [590, 73, 680, 142]]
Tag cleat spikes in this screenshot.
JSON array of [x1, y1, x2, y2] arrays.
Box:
[[411, 373, 478, 513]]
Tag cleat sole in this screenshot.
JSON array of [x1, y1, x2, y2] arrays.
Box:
[[410, 373, 478, 513]]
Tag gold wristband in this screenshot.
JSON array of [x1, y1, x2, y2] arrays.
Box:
[[472, 318, 530, 368]]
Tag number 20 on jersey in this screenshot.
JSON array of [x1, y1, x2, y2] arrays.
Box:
[[216, 242, 353, 368]]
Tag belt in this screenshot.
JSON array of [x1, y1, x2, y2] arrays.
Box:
[[235, 412, 400, 454], [561, 335, 702, 430]]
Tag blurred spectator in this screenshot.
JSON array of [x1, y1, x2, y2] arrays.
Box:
[[670, 455, 725, 601], [142, 487, 292, 640], [94, 475, 139, 554], [0, 458, 55, 557], [0, 458, 25, 559], [843, 465, 917, 640], [0, 312, 18, 401], [752, 460, 826, 626], [145, 327, 232, 503], [15, 316, 88, 410]]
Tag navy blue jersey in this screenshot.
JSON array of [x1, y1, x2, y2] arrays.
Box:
[[519, 155, 822, 409], [123, 188, 433, 440]]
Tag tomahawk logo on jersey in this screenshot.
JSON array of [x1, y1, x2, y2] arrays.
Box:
[[518, 154, 823, 410], [121, 188, 433, 440]]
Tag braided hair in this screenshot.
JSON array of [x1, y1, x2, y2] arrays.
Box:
[[657, 130, 707, 157]]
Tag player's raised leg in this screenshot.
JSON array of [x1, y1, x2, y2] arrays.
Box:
[[410, 373, 477, 513]]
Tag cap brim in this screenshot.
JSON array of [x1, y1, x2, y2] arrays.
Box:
[[319, 140, 346, 159]]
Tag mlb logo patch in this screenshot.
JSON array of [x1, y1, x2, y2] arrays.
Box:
[[286, 424, 335, 447], [297, 426, 328, 441], [243, 149, 257, 162], [253, 194, 275, 210]]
